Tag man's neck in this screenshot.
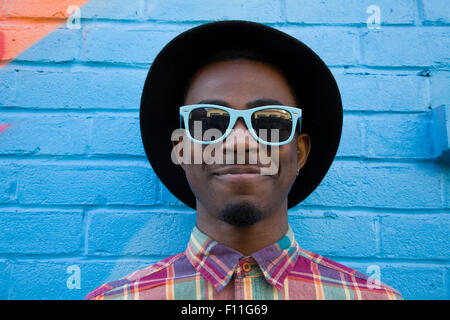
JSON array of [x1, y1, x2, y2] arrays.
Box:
[[195, 202, 289, 256]]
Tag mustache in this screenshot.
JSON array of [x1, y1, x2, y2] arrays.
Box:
[[202, 146, 278, 164], [203, 148, 280, 176]]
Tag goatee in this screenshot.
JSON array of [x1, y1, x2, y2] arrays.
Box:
[[219, 201, 265, 227]]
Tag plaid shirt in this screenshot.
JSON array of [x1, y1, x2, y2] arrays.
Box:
[[85, 225, 402, 300]]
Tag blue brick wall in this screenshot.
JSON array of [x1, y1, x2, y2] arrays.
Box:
[[0, 0, 449, 300]]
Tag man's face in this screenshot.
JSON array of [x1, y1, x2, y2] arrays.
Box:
[[178, 59, 310, 226]]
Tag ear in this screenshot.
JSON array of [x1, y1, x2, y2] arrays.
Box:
[[296, 133, 311, 171]]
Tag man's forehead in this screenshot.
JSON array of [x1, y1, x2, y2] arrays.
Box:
[[183, 60, 297, 107]]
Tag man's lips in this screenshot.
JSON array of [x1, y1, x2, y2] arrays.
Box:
[[211, 165, 270, 183], [211, 165, 261, 175]]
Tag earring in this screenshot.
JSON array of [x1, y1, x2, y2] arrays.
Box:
[[296, 168, 300, 176]]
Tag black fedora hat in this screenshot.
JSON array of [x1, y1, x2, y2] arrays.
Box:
[[140, 20, 343, 209]]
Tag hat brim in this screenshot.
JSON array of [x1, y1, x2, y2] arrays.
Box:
[[140, 20, 343, 209]]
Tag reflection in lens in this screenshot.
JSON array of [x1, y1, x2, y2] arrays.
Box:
[[188, 108, 230, 142], [251, 108, 292, 142]]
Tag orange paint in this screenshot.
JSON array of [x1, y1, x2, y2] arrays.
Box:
[[0, 0, 91, 68], [0, 31, 4, 59]]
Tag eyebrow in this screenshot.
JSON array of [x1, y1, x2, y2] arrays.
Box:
[[196, 98, 285, 108]]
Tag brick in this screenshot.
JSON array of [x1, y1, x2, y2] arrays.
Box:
[[333, 70, 429, 112], [0, 67, 16, 106], [336, 113, 363, 156], [82, 26, 181, 64], [446, 267, 450, 299], [430, 71, 450, 109], [80, 0, 144, 20], [303, 161, 443, 208], [0, 261, 10, 300], [429, 69, 450, 158], [0, 209, 83, 254], [0, 165, 17, 204], [286, 0, 415, 25], [87, 210, 196, 256], [423, 0, 450, 24], [280, 26, 359, 66], [364, 113, 432, 159], [362, 27, 450, 67], [430, 72, 450, 160], [15, 27, 81, 63], [17, 163, 159, 205], [13, 66, 146, 109], [381, 215, 450, 260], [8, 260, 154, 299], [146, 0, 283, 22], [445, 170, 450, 207], [289, 211, 378, 257], [431, 105, 450, 160], [89, 115, 144, 156], [0, 114, 90, 155], [378, 265, 445, 300]]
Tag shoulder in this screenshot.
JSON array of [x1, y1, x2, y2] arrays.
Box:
[[84, 252, 186, 300], [293, 247, 403, 300]]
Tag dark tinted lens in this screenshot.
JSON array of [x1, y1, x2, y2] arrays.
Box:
[[251, 108, 293, 142], [188, 107, 230, 142]]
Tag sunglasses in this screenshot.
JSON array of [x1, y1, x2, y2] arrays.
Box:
[[179, 104, 302, 146]]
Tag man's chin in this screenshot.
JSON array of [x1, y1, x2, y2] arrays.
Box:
[[218, 201, 265, 227]]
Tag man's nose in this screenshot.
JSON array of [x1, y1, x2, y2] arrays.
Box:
[[222, 118, 259, 163], [224, 118, 249, 147]]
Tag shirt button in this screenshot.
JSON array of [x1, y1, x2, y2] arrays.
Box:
[[242, 262, 252, 272]]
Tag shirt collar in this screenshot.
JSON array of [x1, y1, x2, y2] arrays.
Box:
[[184, 225, 300, 292]]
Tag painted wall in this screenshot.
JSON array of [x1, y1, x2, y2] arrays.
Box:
[[0, 0, 449, 300]]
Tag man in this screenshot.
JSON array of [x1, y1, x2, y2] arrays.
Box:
[[85, 20, 402, 300]]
